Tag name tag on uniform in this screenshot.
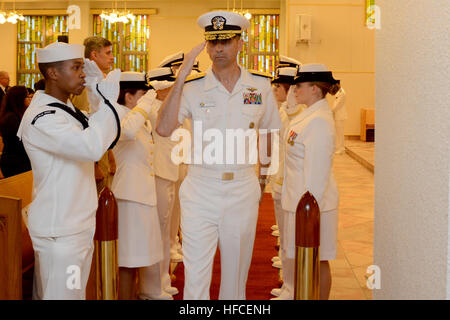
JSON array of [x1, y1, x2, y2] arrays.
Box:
[[287, 130, 298, 146], [200, 102, 216, 108], [243, 92, 262, 105]]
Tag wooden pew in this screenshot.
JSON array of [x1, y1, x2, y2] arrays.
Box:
[[360, 108, 375, 141], [0, 171, 34, 300]]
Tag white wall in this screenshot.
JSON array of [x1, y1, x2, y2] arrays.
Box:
[[373, 0, 450, 299], [285, 0, 375, 136]]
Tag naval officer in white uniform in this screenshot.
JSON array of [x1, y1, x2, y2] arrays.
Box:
[[281, 64, 340, 300], [17, 42, 122, 299], [112, 72, 171, 300], [156, 10, 281, 300], [146, 67, 181, 296], [157, 53, 188, 263]]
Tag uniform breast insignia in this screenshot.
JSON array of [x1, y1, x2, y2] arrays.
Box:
[[31, 110, 56, 125], [243, 92, 262, 105], [200, 102, 216, 108], [287, 130, 298, 146], [247, 87, 258, 92]]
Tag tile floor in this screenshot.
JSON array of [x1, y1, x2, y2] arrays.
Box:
[[345, 139, 375, 173], [329, 140, 374, 300]]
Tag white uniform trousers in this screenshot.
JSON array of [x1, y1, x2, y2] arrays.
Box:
[[273, 196, 287, 272], [170, 178, 182, 255], [335, 120, 345, 153], [155, 176, 176, 290], [31, 226, 95, 300], [179, 171, 261, 300], [170, 164, 187, 257]]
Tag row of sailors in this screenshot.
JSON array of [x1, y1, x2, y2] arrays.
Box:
[[17, 9, 342, 300]]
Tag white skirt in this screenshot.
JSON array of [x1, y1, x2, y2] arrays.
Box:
[[117, 200, 163, 268], [284, 209, 338, 261]]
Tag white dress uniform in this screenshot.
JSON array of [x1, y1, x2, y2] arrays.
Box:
[[16, 43, 122, 300], [149, 98, 179, 291], [177, 64, 281, 299], [145, 67, 181, 295], [269, 67, 303, 274], [111, 103, 162, 268], [280, 98, 339, 299], [331, 87, 347, 154], [270, 105, 306, 297]]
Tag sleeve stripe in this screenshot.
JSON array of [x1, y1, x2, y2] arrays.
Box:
[[133, 107, 149, 119]]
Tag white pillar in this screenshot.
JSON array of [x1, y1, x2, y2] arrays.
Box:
[[374, 0, 450, 299]]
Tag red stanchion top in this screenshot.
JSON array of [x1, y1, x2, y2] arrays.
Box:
[[94, 186, 118, 241], [295, 191, 320, 247]]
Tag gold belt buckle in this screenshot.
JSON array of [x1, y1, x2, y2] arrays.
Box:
[[222, 172, 234, 181]]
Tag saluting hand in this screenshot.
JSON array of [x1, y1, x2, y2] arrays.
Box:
[[83, 58, 104, 85], [96, 69, 121, 103], [178, 42, 206, 79]]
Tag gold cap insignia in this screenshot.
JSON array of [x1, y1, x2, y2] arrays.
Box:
[[211, 16, 226, 30]]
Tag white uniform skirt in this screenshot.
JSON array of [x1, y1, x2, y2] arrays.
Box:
[[117, 199, 163, 268], [284, 209, 338, 261]]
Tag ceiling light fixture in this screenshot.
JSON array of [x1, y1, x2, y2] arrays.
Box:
[[100, 0, 135, 24]]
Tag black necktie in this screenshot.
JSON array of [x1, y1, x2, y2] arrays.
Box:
[[47, 102, 89, 129]]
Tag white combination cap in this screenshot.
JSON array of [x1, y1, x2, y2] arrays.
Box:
[[147, 67, 176, 91], [272, 67, 298, 84], [278, 55, 302, 68], [120, 71, 151, 90], [36, 42, 84, 64], [294, 63, 339, 84], [197, 10, 250, 41], [158, 51, 184, 68]]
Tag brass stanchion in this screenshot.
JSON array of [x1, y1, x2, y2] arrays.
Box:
[[94, 186, 119, 300], [294, 191, 320, 300]]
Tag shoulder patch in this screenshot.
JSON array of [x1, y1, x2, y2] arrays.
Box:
[[249, 70, 272, 79], [31, 110, 56, 125], [184, 72, 206, 84]]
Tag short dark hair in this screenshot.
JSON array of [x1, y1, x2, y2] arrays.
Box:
[[38, 61, 65, 79], [83, 36, 112, 59], [34, 79, 46, 91]]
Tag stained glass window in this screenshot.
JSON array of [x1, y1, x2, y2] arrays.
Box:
[[93, 15, 150, 72], [17, 15, 68, 88], [239, 14, 279, 76], [366, 0, 380, 29]]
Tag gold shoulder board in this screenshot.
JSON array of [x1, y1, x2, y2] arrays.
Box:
[[249, 70, 272, 79], [184, 72, 206, 83]]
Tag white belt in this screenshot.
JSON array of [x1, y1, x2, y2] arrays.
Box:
[[188, 166, 255, 181]]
